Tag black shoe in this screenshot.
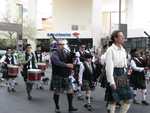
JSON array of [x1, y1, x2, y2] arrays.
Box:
[[11, 88, 16, 92], [69, 107, 78, 113], [87, 104, 94, 111], [107, 110, 110, 113], [28, 95, 32, 100], [39, 86, 44, 90], [116, 102, 121, 109], [55, 109, 61, 113], [15, 82, 18, 85], [84, 104, 94, 111], [84, 103, 88, 108], [133, 99, 140, 104], [142, 101, 149, 105], [7, 87, 11, 93]]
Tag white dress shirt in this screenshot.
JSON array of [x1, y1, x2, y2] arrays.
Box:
[[130, 57, 144, 72], [105, 44, 127, 85], [100, 52, 106, 65], [74, 56, 84, 85], [0, 55, 17, 64]]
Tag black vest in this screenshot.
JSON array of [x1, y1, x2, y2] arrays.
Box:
[[3, 54, 15, 69], [51, 49, 70, 78], [83, 62, 96, 82], [79, 51, 86, 62], [23, 52, 37, 70], [132, 57, 145, 76], [35, 51, 42, 62], [5, 54, 15, 65]]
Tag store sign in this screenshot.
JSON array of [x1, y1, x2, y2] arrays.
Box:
[[47, 33, 71, 37]]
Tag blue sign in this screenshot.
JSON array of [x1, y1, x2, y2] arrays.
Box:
[[47, 33, 71, 37]]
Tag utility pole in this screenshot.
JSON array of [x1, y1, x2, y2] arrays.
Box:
[[119, 0, 121, 30], [16, 3, 23, 51]]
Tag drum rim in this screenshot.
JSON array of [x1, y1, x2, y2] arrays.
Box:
[[27, 69, 42, 73], [28, 69, 41, 71], [37, 63, 46, 65], [7, 64, 19, 68]]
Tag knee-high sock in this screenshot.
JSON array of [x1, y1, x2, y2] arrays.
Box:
[[107, 103, 111, 111], [67, 93, 74, 109], [87, 95, 91, 104], [7, 79, 15, 89], [11, 79, 15, 89], [77, 86, 82, 97], [133, 90, 138, 100], [53, 94, 60, 109], [119, 103, 130, 113], [86, 90, 91, 104], [142, 89, 147, 101], [109, 104, 116, 113]]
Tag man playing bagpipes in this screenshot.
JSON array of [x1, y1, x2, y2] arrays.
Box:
[[50, 40, 78, 113], [79, 53, 98, 111]]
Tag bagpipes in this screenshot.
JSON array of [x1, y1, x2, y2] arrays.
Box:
[[49, 33, 80, 63]]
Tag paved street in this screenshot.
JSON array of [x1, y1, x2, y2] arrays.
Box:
[[0, 67, 150, 113]]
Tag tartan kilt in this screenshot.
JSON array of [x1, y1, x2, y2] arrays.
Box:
[[129, 72, 146, 90], [105, 68, 133, 102], [105, 83, 133, 102], [50, 75, 71, 92], [81, 80, 95, 91]]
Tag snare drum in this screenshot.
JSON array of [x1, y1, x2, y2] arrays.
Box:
[[37, 63, 47, 71], [7, 64, 19, 77], [27, 69, 42, 82]]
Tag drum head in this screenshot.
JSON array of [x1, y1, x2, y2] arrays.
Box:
[[7, 64, 19, 68], [37, 63, 46, 65], [28, 69, 41, 73]]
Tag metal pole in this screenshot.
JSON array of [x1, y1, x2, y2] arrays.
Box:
[[109, 12, 112, 34], [119, 0, 121, 30], [16, 3, 23, 51]]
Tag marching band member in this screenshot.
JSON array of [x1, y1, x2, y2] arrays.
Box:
[[105, 30, 133, 113], [35, 45, 43, 63], [81, 53, 97, 111], [50, 40, 78, 113], [0, 47, 18, 92], [75, 44, 88, 100], [21, 44, 37, 100], [130, 49, 149, 105]]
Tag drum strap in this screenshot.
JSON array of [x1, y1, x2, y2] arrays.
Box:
[[35, 51, 42, 62], [25, 52, 36, 69], [5, 54, 15, 65]]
